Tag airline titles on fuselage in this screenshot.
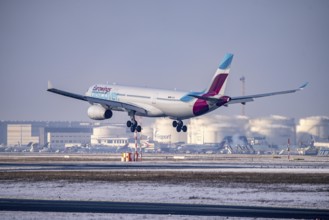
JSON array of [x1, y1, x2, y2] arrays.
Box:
[[92, 85, 112, 94]]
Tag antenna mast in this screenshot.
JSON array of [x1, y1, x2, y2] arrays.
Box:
[[240, 76, 246, 116]]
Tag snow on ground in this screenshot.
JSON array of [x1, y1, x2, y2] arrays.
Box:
[[1, 180, 328, 209], [2, 180, 327, 219], [0, 211, 275, 220], [103, 168, 329, 174]]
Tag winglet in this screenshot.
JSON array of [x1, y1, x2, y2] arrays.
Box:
[[47, 81, 54, 90], [219, 53, 234, 69], [298, 82, 308, 90]]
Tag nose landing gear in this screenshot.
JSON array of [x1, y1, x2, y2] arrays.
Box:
[[172, 120, 187, 132]]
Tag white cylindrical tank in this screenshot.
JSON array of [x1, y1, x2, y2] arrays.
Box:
[[154, 118, 187, 143], [141, 126, 154, 140], [249, 115, 295, 145], [91, 124, 127, 145], [297, 116, 329, 142], [93, 125, 125, 137], [187, 115, 249, 144]]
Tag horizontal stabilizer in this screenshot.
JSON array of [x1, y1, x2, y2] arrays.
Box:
[[187, 94, 219, 103]]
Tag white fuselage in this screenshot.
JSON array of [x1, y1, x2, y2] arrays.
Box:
[[85, 84, 215, 120]]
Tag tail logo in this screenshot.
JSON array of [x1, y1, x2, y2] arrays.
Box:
[[207, 73, 228, 96]]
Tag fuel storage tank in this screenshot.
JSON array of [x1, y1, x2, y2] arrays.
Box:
[[187, 115, 249, 144], [154, 118, 187, 144], [249, 115, 295, 145]]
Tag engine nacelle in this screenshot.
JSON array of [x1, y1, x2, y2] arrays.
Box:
[[87, 105, 112, 120]]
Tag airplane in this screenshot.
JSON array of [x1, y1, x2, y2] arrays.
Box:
[[47, 53, 307, 133]]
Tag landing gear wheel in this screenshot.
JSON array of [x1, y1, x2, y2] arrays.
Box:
[[127, 111, 143, 132], [173, 120, 187, 132]]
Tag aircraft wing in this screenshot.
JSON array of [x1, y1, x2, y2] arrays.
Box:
[[47, 81, 87, 101], [85, 97, 147, 114], [47, 81, 147, 114], [228, 83, 308, 105]]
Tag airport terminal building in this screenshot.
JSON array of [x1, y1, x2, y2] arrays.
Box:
[[0, 121, 95, 147]]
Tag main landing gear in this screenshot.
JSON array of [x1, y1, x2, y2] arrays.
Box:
[[126, 112, 142, 132], [172, 120, 187, 132]]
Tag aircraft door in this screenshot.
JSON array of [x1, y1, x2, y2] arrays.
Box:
[[151, 93, 158, 104]]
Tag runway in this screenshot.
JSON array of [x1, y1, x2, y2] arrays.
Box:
[[2, 161, 329, 184], [0, 162, 259, 171], [1, 198, 328, 219], [1, 160, 328, 172]]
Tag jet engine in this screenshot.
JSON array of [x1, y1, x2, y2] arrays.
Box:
[[87, 105, 112, 120]]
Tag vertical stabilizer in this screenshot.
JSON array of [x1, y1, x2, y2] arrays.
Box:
[[206, 53, 233, 97]]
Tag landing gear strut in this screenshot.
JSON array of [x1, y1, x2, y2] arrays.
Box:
[[126, 111, 142, 132], [172, 120, 187, 132]]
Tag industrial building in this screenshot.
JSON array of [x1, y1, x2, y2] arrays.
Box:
[[0, 121, 45, 146], [1, 115, 328, 152], [42, 127, 92, 148], [1, 121, 96, 147], [6, 124, 39, 146]]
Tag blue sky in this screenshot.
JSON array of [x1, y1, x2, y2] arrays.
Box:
[[1, 0, 328, 122]]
